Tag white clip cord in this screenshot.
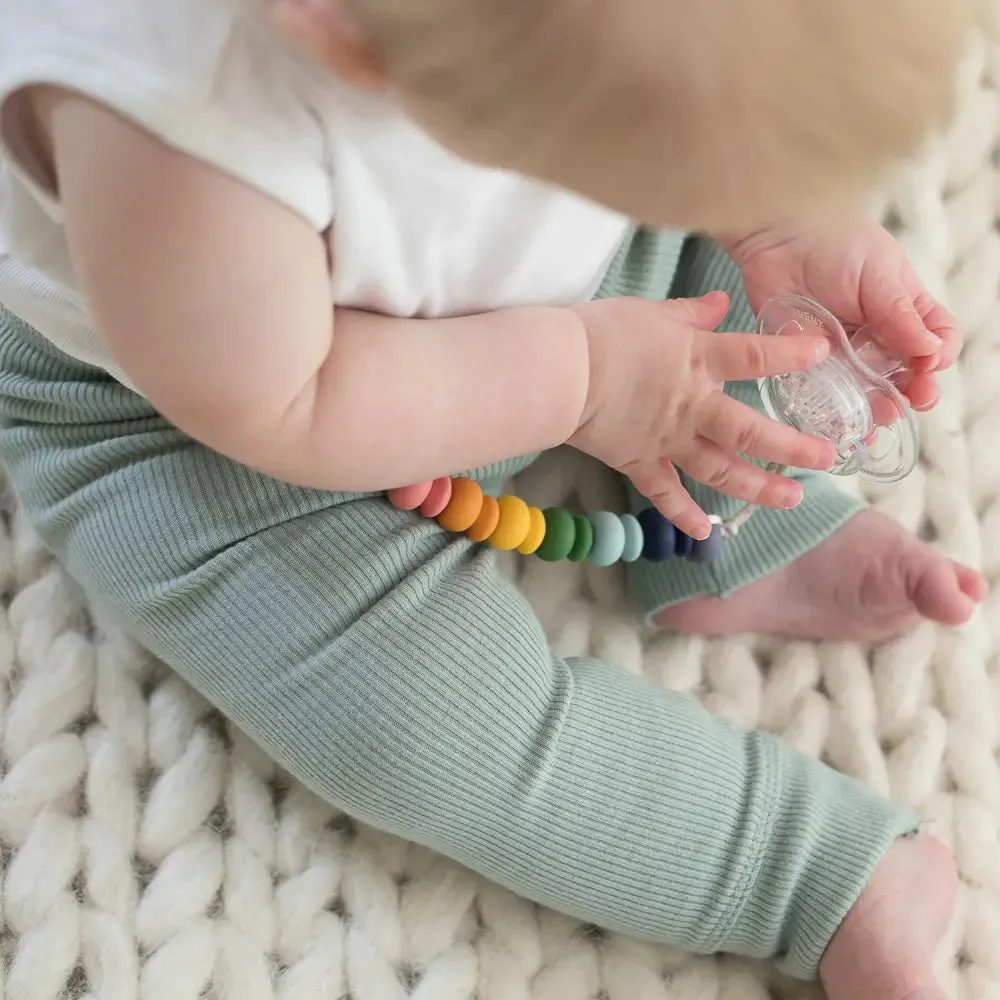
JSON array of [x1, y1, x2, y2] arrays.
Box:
[[716, 463, 788, 540]]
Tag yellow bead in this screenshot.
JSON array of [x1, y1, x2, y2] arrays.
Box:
[[466, 495, 500, 542], [488, 495, 532, 550], [517, 507, 546, 554]]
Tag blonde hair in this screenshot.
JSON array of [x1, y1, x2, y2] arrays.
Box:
[[350, 0, 975, 231]]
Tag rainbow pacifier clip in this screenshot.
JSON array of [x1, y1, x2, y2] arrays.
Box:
[[388, 294, 919, 566]]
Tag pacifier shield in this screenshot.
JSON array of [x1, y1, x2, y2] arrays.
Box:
[[756, 295, 919, 483]]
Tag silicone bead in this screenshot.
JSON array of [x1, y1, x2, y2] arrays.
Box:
[[536, 508, 576, 562], [387, 482, 433, 510], [620, 514, 644, 563], [637, 507, 675, 562], [489, 495, 532, 550], [690, 523, 725, 563], [567, 515, 594, 562], [418, 477, 453, 518], [674, 529, 694, 558], [517, 507, 546, 555], [436, 477, 484, 532], [466, 495, 500, 542], [587, 511, 626, 566]]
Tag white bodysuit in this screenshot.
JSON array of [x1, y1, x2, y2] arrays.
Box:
[[0, 0, 630, 390]]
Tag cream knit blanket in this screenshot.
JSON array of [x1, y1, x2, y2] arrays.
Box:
[[2, 11, 999, 999]]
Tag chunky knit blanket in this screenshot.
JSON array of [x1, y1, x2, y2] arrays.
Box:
[[3, 14, 1000, 1000]]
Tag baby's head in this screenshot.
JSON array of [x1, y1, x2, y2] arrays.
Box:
[[280, 0, 974, 232]]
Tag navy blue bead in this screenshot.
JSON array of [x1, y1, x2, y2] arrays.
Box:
[[674, 529, 694, 558], [689, 523, 725, 563], [636, 507, 675, 562]]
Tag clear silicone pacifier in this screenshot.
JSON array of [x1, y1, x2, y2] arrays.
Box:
[[755, 294, 919, 483]]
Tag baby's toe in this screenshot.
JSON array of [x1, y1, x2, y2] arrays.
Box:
[[905, 551, 976, 627], [956, 563, 989, 602]]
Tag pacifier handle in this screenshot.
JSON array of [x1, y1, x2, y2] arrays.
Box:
[[848, 328, 915, 429]]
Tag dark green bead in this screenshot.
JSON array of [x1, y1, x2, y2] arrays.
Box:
[[567, 515, 594, 561], [536, 507, 576, 561]]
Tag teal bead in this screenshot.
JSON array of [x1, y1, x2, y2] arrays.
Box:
[[587, 511, 626, 566], [620, 514, 643, 563]]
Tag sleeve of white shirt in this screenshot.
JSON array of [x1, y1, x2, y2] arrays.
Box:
[[0, 0, 334, 231]]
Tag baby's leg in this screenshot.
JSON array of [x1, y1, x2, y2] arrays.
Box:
[[0, 308, 933, 985], [607, 233, 984, 639]]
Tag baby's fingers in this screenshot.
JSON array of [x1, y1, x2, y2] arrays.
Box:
[[675, 440, 804, 510], [705, 331, 829, 382], [863, 292, 941, 362], [903, 370, 940, 413], [914, 292, 961, 370], [627, 462, 713, 540], [700, 393, 836, 470]]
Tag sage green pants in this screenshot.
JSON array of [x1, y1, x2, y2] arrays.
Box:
[[0, 233, 912, 979]]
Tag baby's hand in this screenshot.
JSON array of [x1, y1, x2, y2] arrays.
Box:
[[570, 292, 836, 540], [729, 219, 960, 412]]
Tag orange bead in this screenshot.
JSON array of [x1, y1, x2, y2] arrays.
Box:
[[488, 495, 532, 550], [517, 506, 546, 555], [466, 495, 500, 542], [436, 477, 484, 532]]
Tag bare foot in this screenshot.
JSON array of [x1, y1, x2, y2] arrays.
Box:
[[655, 509, 987, 641], [819, 834, 958, 1000]]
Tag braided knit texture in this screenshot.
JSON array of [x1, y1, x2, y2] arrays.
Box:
[[2, 13, 1000, 999]]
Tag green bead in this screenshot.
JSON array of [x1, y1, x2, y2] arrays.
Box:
[[567, 515, 594, 561], [536, 507, 576, 561]]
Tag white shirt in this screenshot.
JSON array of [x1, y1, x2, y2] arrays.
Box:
[[0, 0, 629, 390]]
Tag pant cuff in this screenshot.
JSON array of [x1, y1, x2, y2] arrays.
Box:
[[723, 734, 920, 979]]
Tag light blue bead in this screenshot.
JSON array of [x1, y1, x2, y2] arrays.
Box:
[[587, 511, 626, 566], [620, 514, 644, 563]]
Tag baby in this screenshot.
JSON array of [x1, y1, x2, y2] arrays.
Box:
[[0, 0, 983, 996]]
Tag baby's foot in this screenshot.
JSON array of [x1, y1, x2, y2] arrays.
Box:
[[819, 834, 957, 1000], [655, 509, 987, 641]]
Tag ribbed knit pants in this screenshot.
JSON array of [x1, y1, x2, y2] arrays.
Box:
[[0, 232, 912, 979]]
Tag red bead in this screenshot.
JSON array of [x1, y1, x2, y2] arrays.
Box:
[[418, 477, 453, 518], [387, 482, 433, 510]]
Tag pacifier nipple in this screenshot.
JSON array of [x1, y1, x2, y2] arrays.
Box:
[[756, 295, 919, 482]]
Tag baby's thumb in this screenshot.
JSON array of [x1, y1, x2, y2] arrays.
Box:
[[666, 290, 731, 330]]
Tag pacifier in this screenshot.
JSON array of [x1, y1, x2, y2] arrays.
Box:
[[755, 294, 919, 483]]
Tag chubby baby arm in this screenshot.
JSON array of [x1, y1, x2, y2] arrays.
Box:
[[37, 89, 833, 528], [37, 88, 592, 489]]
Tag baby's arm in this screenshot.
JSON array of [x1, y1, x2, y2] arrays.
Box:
[[37, 89, 591, 490], [35, 89, 830, 527]]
